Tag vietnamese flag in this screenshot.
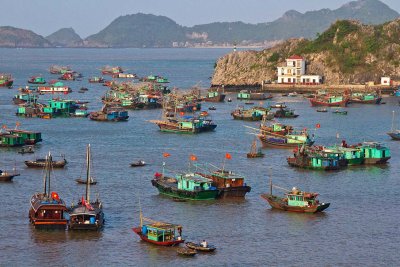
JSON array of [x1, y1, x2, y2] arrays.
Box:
[[190, 154, 198, 161], [163, 152, 171, 158], [225, 153, 232, 160]]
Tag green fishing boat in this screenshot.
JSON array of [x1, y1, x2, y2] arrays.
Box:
[[151, 172, 219, 200], [0, 133, 25, 147], [6, 129, 42, 145], [231, 106, 270, 121], [358, 142, 390, 164], [327, 143, 364, 165], [287, 146, 347, 170]]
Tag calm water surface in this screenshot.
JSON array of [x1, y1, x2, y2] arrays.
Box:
[[0, 48, 399, 266]]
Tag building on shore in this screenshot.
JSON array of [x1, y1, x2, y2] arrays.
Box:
[[277, 55, 322, 85]]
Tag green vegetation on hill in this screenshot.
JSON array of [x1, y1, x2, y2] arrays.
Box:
[[0, 26, 51, 48], [46, 28, 83, 47]]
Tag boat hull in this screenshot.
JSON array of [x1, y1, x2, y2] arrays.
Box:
[[204, 94, 226, 102], [151, 179, 219, 200], [309, 98, 348, 107], [231, 113, 263, 121], [387, 132, 400, 140], [0, 80, 13, 87], [261, 194, 330, 213], [217, 186, 251, 198], [247, 153, 264, 158], [350, 97, 382, 104], [363, 157, 390, 164], [0, 173, 20, 182], [132, 227, 185, 246], [186, 242, 216, 252], [258, 135, 313, 149], [25, 159, 67, 168], [287, 158, 343, 171]]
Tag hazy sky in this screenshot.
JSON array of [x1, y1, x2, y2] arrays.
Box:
[[1, 0, 399, 38]]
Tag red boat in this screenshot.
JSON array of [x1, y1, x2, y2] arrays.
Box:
[[132, 214, 184, 246], [309, 95, 349, 107], [0, 74, 13, 88], [59, 72, 75, 81]]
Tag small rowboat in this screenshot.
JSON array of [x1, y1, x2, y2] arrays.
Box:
[[25, 158, 67, 168], [186, 242, 216, 252], [130, 160, 146, 167], [75, 177, 97, 185], [333, 110, 348, 115], [18, 146, 35, 154], [177, 247, 197, 256], [208, 106, 216, 110]]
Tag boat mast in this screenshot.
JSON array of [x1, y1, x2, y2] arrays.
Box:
[[43, 154, 48, 196], [47, 152, 52, 197], [86, 144, 91, 203], [391, 110, 395, 132]]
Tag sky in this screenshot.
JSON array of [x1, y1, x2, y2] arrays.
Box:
[[0, 0, 399, 38]]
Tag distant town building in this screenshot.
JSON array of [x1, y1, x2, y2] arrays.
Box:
[[277, 55, 322, 85], [381, 77, 391, 85]]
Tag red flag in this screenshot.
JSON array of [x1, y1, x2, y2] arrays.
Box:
[[16, 121, 21, 127], [225, 153, 232, 160], [316, 123, 321, 129], [190, 154, 198, 161], [2, 124, 6, 129], [179, 112, 185, 116], [51, 191, 60, 201], [163, 152, 171, 158]]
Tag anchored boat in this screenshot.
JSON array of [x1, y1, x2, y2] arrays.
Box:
[[29, 153, 68, 228], [69, 144, 104, 230], [261, 181, 330, 213], [25, 155, 67, 168]]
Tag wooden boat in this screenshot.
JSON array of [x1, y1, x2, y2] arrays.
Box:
[[237, 90, 271, 100], [177, 247, 197, 256], [130, 160, 146, 167], [75, 177, 97, 185], [37, 81, 71, 94], [350, 93, 382, 104], [261, 182, 330, 213], [186, 242, 216, 252], [197, 168, 251, 198], [0, 169, 20, 182], [0, 73, 14, 88], [387, 111, 400, 140], [28, 76, 46, 84], [247, 139, 264, 158], [69, 145, 104, 230], [25, 156, 67, 168], [270, 102, 286, 109], [150, 116, 216, 134], [333, 110, 347, 115], [88, 77, 105, 83], [6, 128, 42, 145], [132, 213, 184, 246], [287, 145, 347, 170], [29, 153, 68, 228], [227, 98, 232, 102], [13, 93, 38, 105], [208, 106, 216, 110], [151, 171, 219, 200], [59, 72, 75, 81], [316, 108, 327, 112], [203, 91, 226, 102], [0, 133, 25, 147], [89, 105, 129, 122], [310, 95, 349, 107], [49, 65, 71, 74], [273, 108, 299, 118], [18, 146, 35, 154], [358, 142, 390, 164], [288, 92, 298, 97], [101, 66, 123, 75], [231, 106, 268, 121]]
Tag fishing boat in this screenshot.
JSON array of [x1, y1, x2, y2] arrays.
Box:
[[258, 130, 314, 149], [37, 81, 71, 94], [270, 102, 287, 109], [89, 105, 129, 122], [273, 108, 299, 118], [247, 139, 264, 158], [69, 144, 104, 230], [197, 168, 251, 198], [287, 145, 347, 170], [6, 128, 42, 145], [261, 181, 330, 213], [18, 145, 35, 154], [387, 111, 400, 140], [130, 160, 146, 167], [186, 242, 216, 252], [327, 141, 364, 166], [29, 153, 68, 228], [332, 110, 348, 115], [0, 169, 20, 182], [150, 114, 216, 134], [151, 171, 219, 200], [0, 133, 25, 147], [75, 177, 97, 185], [25, 155, 67, 168], [227, 98, 232, 102], [350, 93, 382, 104], [316, 108, 327, 112], [358, 142, 390, 164], [58, 72, 75, 80], [177, 248, 197, 256], [132, 213, 184, 246], [208, 106, 216, 110], [231, 106, 269, 121], [237, 90, 271, 100], [49, 65, 71, 74], [112, 73, 136, 79], [28, 76, 46, 84], [203, 91, 226, 102], [288, 92, 298, 97], [88, 76, 105, 83], [0, 73, 14, 88], [13, 93, 38, 105], [101, 66, 123, 75], [309, 95, 349, 107]]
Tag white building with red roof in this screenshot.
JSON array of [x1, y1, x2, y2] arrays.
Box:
[[277, 55, 322, 84]]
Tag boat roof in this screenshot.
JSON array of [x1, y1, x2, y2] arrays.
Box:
[[362, 141, 385, 147], [179, 173, 213, 183], [211, 170, 244, 180], [69, 205, 99, 216]]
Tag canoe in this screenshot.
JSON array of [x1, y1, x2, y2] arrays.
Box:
[[177, 247, 197, 256], [186, 242, 216, 252]]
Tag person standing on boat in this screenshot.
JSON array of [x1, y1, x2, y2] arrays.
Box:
[[201, 240, 208, 248]]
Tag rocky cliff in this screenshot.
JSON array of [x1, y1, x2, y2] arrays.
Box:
[[0, 26, 52, 48], [212, 19, 400, 86]]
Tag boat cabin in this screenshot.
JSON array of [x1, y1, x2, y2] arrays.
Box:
[[141, 223, 182, 243], [287, 188, 319, 207], [0, 133, 25, 147], [360, 142, 390, 159], [207, 170, 246, 188], [6, 129, 42, 144], [176, 173, 215, 192]]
